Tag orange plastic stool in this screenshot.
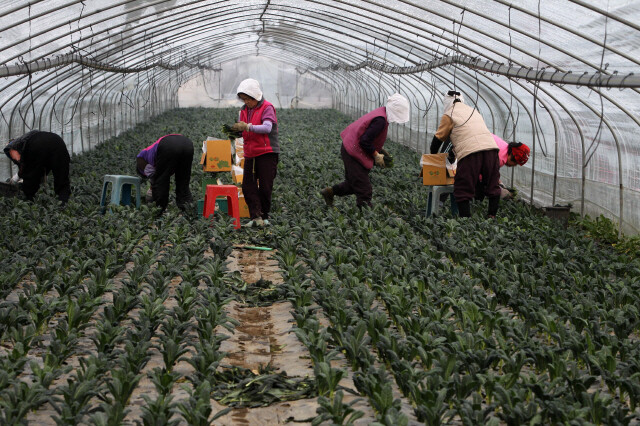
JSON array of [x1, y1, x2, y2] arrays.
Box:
[[203, 185, 240, 229]]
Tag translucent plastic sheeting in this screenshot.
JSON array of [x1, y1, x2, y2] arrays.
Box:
[[0, 0, 639, 232], [178, 57, 332, 109]]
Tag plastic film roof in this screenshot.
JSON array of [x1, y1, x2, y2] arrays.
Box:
[[1, 0, 640, 233]]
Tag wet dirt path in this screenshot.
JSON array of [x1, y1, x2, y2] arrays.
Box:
[[212, 247, 375, 425]]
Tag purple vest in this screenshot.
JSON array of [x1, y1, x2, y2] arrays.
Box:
[[341, 107, 388, 169]]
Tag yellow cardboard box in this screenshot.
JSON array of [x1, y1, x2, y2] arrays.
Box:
[[420, 153, 455, 186], [200, 139, 231, 172], [231, 165, 243, 184], [237, 189, 250, 218]]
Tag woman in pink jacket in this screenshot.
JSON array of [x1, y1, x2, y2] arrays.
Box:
[[320, 94, 410, 208], [474, 134, 530, 200], [231, 79, 279, 227]]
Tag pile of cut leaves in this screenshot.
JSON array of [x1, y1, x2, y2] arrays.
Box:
[[232, 278, 286, 307], [211, 364, 316, 408], [221, 123, 242, 140]]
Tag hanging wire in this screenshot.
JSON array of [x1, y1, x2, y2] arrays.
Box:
[[584, 0, 610, 167], [16, 4, 37, 130], [503, 5, 519, 141], [531, 0, 549, 159], [452, 8, 466, 91], [256, 0, 271, 49]]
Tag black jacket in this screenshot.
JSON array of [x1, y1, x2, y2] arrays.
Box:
[[4, 131, 71, 201]]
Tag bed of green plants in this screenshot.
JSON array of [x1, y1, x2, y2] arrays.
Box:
[[1, 107, 639, 425]]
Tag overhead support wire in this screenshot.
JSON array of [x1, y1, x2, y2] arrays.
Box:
[[255, 0, 271, 48], [297, 54, 639, 88], [0, 52, 220, 78]]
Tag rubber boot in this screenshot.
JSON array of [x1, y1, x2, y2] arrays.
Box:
[[457, 200, 471, 218], [320, 186, 334, 207], [488, 197, 499, 218]]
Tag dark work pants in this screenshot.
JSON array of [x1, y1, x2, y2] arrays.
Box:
[[20, 132, 71, 203], [455, 149, 500, 217], [242, 153, 279, 220], [153, 135, 194, 211], [333, 144, 372, 207]]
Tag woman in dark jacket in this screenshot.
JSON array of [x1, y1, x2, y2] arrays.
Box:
[[3, 130, 71, 203]]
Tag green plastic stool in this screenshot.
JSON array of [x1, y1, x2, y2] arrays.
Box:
[[196, 198, 228, 215], [101, 175, 141, 213]]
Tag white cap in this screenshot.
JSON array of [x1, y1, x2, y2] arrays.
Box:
[[443, 91, 464, 113], [237, 78, 263, 101], [386, 93, 410, 123]]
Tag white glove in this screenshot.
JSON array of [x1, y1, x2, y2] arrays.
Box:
[[9, 173, 20, 185]]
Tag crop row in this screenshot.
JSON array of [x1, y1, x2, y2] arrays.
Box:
[[2, 107, 639, 424], [0, 109, 245, 424], [250, 109, 640, 424]]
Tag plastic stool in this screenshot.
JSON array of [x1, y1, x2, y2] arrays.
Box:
[[101, 175, 141, 213], [203, 185, 240, 229], [425, 185, 458, 217]]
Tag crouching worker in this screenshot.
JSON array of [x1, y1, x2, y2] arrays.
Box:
[[136, 134, 194, 212], [3, 130, 71, 204], [320, 93, 410, 208], [430, 91, 500, 218]]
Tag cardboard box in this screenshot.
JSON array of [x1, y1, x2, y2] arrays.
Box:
[[420, 153, 455, 186], [231, 165, 243, 185], [237, 189, 250, 218], [200, 139, 231, 172]]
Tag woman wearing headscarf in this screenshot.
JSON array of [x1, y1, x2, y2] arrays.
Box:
[[486, 134, 530, 199], [430, 91, 501, 218], [320, 93, 410, 208], [231, 78, 279, 228], [136, 134, 194, 212], [3, 130, 71, 204]]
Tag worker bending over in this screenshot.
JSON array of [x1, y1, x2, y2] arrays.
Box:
[[136, 134, 194, 212], [4, 130, 71, 204], [430, 91, 500, 218], [321, 93, 410, 208]]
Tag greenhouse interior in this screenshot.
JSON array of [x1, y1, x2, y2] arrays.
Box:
[[1, 0, 640, 424]]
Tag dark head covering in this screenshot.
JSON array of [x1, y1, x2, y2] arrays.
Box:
[[4, 130, 39, 165]]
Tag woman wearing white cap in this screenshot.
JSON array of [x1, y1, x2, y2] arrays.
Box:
[[320, 93, 410, 208], [231, 78, 279, 227]]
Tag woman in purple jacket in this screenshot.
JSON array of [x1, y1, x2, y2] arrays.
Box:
[[136, 134, 194, 212], [320, 93, 409, 208]]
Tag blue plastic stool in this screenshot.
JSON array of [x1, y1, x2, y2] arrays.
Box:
[[101, 175, 141, 213], [425, 185, 458, 217]]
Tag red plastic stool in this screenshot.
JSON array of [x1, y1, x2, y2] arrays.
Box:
[[203, 185, 240, 229]]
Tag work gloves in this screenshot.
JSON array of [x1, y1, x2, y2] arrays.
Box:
[[8, 173, 21, 185], [374, 152, 385, 168], [143, 164, 156, 178], [231, 121, 251, 132]]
